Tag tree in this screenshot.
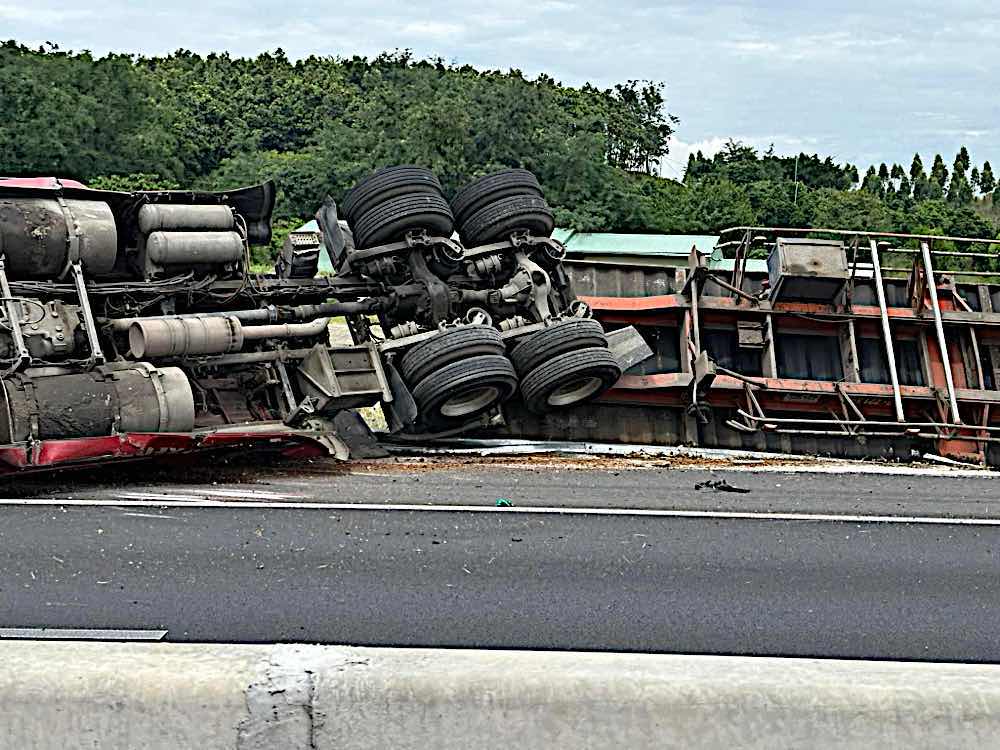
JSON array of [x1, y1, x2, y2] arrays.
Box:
[[955, 146, 971, 175], [0, 42, 179, 179], [600, 80, 675, 174], [981, 162, 996, 195], [861, 165, 881, 195], [803, 188, 893, 232], [929, 155, 948, 199], [947, 149, 973, 205], [897, 174, 911, 203]]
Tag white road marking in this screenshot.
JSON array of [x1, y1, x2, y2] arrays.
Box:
[[1, 497, 1000, 526], [117, 488, 298, 501], [0, 627, 167, 641]]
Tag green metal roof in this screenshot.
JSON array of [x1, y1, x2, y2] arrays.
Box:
[[553, 228, 718, 257]]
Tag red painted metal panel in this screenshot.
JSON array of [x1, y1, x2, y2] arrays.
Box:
[[0, 430, 326, 475]]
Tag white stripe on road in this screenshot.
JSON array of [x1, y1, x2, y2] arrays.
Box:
[[117, 488, 299, 501], [0, 627, 167, 641], [1, 497, 1000, 527]]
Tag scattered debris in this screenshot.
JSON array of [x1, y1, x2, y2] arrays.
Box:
[[495, 498, 513, 507], [921, 453, 982, 469], [695, 479, 751, 494]]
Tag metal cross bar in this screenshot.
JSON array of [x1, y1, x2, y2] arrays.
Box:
[[703, 272, 760, 304], [717, 226, 995, 246], [734, 409, 1000, 432]]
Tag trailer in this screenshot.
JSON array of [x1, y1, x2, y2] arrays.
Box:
[[504, 226, 1000, 466]]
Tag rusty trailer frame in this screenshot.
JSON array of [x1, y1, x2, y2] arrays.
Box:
[[506, 226, 1000, 465]]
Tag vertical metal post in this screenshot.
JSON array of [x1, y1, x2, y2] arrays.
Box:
[[869, 239, 905, 421], [921, 240, 961, 423], [690, 274, 701, 354], [734, 230, 750, 298], [70, 261, 106, 366]]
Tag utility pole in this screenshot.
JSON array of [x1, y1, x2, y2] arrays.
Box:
[[793, 153, 800, 205]]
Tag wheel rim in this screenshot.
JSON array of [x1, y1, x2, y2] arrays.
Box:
[[546, 376, 604, 407], [440, 386, 501, 417]]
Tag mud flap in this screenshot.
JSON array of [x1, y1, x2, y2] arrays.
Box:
[[332, 410, 388, 459], [382, 361, 419, 433]]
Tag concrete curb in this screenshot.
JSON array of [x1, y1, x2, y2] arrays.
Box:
[[2, 641, 1000, 749]]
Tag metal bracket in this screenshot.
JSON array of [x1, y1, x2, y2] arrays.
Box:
[[285, 396, 319, 427], [273, 358, 298, 416], [346, 231, 463, 268], [0, 256, 30, 374], [69, 261, 106, 367], [55, 196, 82, 280], [513, 251, 553, 321]]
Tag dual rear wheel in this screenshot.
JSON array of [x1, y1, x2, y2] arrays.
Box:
[[400, 319, 623, 429], [511, 319, 621, 414], [400, 326, 517, 429]]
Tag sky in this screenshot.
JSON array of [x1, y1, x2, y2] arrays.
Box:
[[4, 0, 998, 179]]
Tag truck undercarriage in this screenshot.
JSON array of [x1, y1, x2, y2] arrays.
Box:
[[0, 169, 627, 473]]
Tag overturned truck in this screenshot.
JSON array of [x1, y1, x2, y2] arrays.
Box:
[[0, 169, 627, 473]]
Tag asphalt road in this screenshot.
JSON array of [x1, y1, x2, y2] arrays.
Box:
[[6, 452, 1000, 518], [2, 486, 1000, 661]]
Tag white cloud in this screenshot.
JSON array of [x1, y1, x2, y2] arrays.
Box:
[[0, 3, 94, 24], [397, 21, 466, 39]]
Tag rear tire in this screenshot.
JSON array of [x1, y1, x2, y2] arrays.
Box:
[[458, 194, 554, 247], [520, 347, 621, 414], [450, 169, 543, 226], [400, 326, 505, 385], [411, 354, 518, 427], [510, 319, 607, 377], [343, 166, 444, 227], [352, 194, 455, 249]]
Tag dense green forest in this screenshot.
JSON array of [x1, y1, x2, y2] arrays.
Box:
[[2, 41, 997, 261]]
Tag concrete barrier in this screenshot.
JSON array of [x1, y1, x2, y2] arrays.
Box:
[[1, 641, 1000, 749]]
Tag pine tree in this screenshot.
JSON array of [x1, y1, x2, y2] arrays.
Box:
[[898, 173, 911, 201], [971, 167, 981, 194], [910, 154, 930, 200], [955, 146, 971, 174], [948, 169, 973, 205], [947, 148, 974, 205], [684, 152, 698, 183], [861, 165, 881, 195], [887, 164, 905, 203], [929, 154, 948, 199], [981, 161, 996, 195]]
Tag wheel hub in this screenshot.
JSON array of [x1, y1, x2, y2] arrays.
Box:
[[546, 376, 604, 407], [440, 385, 501, 417]]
